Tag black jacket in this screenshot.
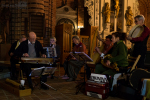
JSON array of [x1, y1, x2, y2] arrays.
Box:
[[14, 39, 44, 57], [8, 41, 18, 56]]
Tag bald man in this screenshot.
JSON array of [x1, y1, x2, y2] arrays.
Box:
[[14, 32, 46, 90]]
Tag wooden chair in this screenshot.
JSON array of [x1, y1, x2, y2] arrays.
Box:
[[127, 55, 141, 72]]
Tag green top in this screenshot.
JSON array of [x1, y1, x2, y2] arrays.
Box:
[[109, 40, 128, 67]]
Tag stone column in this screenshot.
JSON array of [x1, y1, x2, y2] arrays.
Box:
[[114, 10, 117, 31], [95, 0, 99, 27], [121, 0, 127, 32], [99, 0, 104, 32], [103, 0, 111, 38]]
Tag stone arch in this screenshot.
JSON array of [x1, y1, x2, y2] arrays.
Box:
[[56, 18, 76, 35]]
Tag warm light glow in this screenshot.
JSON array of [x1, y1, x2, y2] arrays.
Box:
[[78, 26, 84, 28]]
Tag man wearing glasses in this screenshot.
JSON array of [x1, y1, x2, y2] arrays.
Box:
[[127, 15, 150, 69]]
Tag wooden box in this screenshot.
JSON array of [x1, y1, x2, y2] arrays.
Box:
[[0, 80, 31, 97]]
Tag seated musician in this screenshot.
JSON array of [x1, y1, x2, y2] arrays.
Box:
[[95, 32, 128, 86], [86, 35, 114, 80], [95, 35, 113, 58], [8, 35, 26, 80], [63, 35, 86, 82], [14, 32, 47, 90]]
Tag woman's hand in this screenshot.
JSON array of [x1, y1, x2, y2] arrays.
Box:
[[106, 60, 111, 66], [97, 35, 103, 41], [95, 47, 101, 55]]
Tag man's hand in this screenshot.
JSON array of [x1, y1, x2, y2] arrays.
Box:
[[10, 52, 14, 56], [106, 60, 111, 66], [127, 36, 132, 40], [95, 47, 101, 55], [23, 53, 29, 57], [42, 54, 46, 58]]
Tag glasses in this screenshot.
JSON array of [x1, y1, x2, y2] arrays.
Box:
[[134, 20, 138, 23]]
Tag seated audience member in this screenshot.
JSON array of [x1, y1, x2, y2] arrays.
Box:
[[8, 35, 26, 80], [46, 37, 61, 79], [14, 32, 47, 90], [95, 32, 128, 86], [63, 35, 86, 81], [47, 37, 60, 66]]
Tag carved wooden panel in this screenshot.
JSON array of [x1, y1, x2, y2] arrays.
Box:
[[55, 23, 72, 64], [80, 26, 98, 56], [80, 35, 89, 54]]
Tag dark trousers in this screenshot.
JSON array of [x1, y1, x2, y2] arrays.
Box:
[[63, 60, 91, 79], [21, 63, 47, 86], [132, 46, 147, 69], [10, 57, 19, 78]]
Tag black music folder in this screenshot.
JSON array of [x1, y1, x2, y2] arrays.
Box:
[[29, 67, 45, 76], [42, 67, 57, 75], [70, 52, 93, 62], [29, 67, 57, 76]]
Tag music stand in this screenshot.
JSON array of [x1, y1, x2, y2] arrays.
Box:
[[41, 67, 57, 91], [70, 52, 93, 94], [29, 67, 57, 91]]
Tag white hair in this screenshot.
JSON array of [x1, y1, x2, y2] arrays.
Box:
[[50, 37, 56, 42], [72, 35, 80, 41], [134, 15, 145, 23]]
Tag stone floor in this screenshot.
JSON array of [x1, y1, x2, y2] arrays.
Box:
[[0, 66, 126, 100]]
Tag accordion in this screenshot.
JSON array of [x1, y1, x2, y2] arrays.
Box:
[[85, 73, 109, 99]]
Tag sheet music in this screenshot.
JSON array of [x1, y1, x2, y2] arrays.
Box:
[[42, 67, 57, 75], [29, 67, 45, 76], [70, 52, 93, 62]]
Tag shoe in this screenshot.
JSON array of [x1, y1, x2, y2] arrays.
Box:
[[41, 84, 49, 90], [62, 76, 69, 79], [66, 78, 75, 82]]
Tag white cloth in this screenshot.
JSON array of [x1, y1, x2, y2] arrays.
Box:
[[100, 53, 105, 59], [111, 73, 122, 91], [141, 79, 148, 96]]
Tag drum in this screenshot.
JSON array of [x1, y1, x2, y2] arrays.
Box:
[[129, 68, 150, 90], [129, 25, 144, 38]]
